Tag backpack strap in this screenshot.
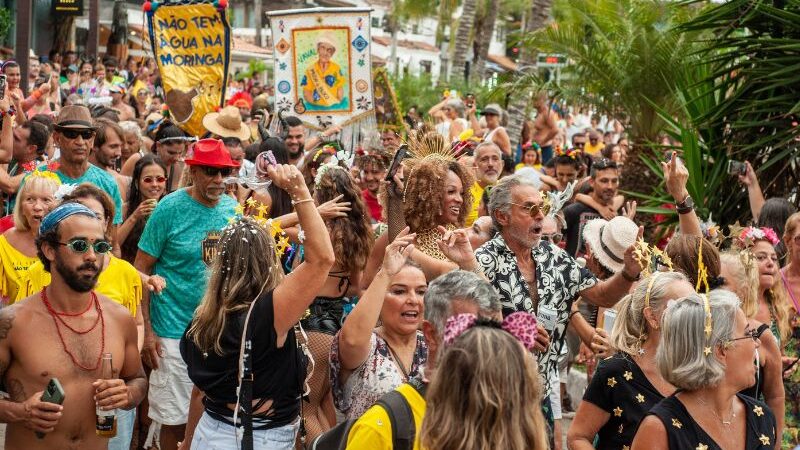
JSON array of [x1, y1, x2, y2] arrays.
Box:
[[376, 390, 414, 450]]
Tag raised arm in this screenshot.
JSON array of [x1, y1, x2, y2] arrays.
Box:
[[738, 161, 766, 223], [272, 164, 336, 337], [337, 235, 415, 371], [663, 152, 702, 237], [0, 96, 13, 163], [581, 227, 643, 308]]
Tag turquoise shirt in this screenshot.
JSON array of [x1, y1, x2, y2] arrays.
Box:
[[57, 165, 124, 225], [138, 189, 236, 339]]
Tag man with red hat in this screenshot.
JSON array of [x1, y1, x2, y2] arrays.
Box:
[[133, 138, 239, 450]]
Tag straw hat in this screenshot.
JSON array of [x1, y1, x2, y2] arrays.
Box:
[[582, 216, 638, 273], [202, 106, 251, 141], [55, 105, 97, 130]]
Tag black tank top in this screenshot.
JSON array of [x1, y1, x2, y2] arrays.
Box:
[[180, 290, 307, 429], [648, 393, 776, 450]]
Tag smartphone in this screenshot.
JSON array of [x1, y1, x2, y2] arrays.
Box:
[[465, 93, 475, 108], [0, 74, 6, 100], [36, 378, 65, 439], [385, 144, 408, 181], [727, 160, 746, 176], [603, 309, 618, 335]]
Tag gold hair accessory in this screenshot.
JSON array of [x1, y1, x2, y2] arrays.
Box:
[[696, 238, 710, 294], [701, 293, 713, 356], [230, 199, 289, 256], [633, 239, 673, 278], [636, 273, 661, 355]]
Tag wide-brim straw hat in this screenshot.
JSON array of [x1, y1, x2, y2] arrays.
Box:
[[582, 216, 639, 273], [202, 105, 251, 141]]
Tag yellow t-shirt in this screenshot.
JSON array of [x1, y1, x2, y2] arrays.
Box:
[[465, 182, 485, 227], [15, 256, 141, 316], [584, 141, 604, 155], [345, 383, 426, 450], [302, 60, 345, 107], [515, 162, 543, 172], [0, 235, 38, 305]]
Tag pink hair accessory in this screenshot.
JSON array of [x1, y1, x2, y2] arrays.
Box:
[[738, 226, 780, 247], [443, 312, 539, 351]]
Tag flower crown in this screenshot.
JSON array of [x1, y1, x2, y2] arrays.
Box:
[[23, 161, 62, 185], [314, 147, 355, 187], [556, 147, 580, 159], [737, 226, 780, 248]]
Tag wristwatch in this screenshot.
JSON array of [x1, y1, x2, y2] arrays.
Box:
[[676, 195, 695, 215]]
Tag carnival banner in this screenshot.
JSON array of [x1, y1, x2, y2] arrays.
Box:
[[372, 68, 405, 133], [145, 0, 230, 137], [267, 7, 375, 131]]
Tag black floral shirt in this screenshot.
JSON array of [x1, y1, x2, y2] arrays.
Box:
[[476, 234, 597, 395]]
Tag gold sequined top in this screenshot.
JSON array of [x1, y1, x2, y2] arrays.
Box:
[[415, 225, 456, 261]]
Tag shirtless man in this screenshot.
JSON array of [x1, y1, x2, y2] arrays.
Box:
[[532, 94, 560, 165], [109, 86, 135, 122], [0, 203, 147, 450]]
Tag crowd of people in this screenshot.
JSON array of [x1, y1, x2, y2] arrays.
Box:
[[0, 47, 797, 450]]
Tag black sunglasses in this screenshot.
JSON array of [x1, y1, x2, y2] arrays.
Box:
[[729, 324, 768, 344], [202, 166, 234, 177], [57, 238, 113, 254], [58, 128, 96, 140]]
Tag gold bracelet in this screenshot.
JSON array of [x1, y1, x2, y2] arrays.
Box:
[[292, 198, 314, 206]]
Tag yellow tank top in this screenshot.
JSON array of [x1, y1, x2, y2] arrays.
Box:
[[0, 235, 38, 305], [15, 255, 141, 317]]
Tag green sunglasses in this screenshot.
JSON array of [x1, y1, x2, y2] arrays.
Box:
[[57, 238, 113, 254]]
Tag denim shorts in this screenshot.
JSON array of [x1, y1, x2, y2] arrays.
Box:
[[190, 411, 300, 450]]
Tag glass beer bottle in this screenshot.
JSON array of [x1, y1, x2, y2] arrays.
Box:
[[96, 353, 117, 437]]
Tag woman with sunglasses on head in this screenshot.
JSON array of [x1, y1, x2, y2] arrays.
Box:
[[568, 272, 694, 450], [179, 163, 335, 449], [632, 290, 777, 450], [118, 155, 168, 264]]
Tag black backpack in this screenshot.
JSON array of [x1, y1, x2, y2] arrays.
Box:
[[310, 380, 426, 450]]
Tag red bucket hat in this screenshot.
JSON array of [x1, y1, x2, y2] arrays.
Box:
[[184, 138, 241, 168]]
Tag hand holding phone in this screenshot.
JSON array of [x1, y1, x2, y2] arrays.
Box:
[[727, 160, 747, 176], [385, 144, 408, 182], [33, 378, 65, 439]]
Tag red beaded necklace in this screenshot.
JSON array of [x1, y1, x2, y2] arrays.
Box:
[[41, 288, 105, 372]]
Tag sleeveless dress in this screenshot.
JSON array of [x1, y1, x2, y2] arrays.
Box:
[[648, 393, 776, 450], [780, 268, 800, 447]]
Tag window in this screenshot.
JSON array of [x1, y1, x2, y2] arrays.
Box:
[[420, 60, 432, 74], [372, 17, 380, 28]]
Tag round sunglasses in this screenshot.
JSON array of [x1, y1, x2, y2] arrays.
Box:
[[57, 238, 113, 254]]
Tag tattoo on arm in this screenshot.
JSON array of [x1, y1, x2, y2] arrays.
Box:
[[0, 309, 15, 340], [7, 379, 26, 402]]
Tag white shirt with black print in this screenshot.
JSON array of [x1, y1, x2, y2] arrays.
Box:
[[476, 234, 597, 396]]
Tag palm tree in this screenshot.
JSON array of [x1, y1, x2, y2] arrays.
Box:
[[505, 0, 554, 150], [471, 0, 501, 84], [450, 0, 479, 82], [678, 0, 800, 208]]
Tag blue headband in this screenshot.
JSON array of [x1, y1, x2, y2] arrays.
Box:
[[39, 203, 98, 235]]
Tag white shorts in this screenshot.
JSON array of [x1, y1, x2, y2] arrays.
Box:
[[148, 337, 193, 426], [191, 412, 300, 450]]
